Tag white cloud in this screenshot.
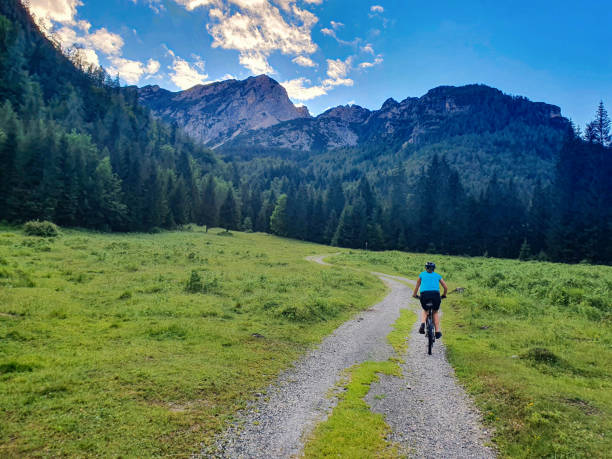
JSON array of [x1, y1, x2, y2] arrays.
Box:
[[292, 55, 317, 67], [281, 77, 327, 100], [130, 0, 166, 14], [26, 0, 82, 30], [239, 51, 274, 74], [54, 25, 124, 56], [76, 20, 91, 32], [358, 56, 383, 68], [322, 77, 353, 87], [70, 47, 100, 67], [281, 56, 355, 101], [174, 0, 216, 10], [173, 0, 318, 74], [170, 55, 209, 89], [190, 54, 206, 71], [146, 58, 161, 74], [108, 57, 160, 84], [320, 24, 360, 47], [219, 73, 237, 80], [325, 56, 352, 80], [321, 56, 353, 88], [24, 1, 161, 85], [87, 28, 124, 55], [370, 5, 384, 13], [361, 43, 374, 54]]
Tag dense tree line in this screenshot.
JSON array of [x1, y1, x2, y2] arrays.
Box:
[[230, 111, 610, 264], [0, 1, 216, 231], [1, 0, 610, 265]]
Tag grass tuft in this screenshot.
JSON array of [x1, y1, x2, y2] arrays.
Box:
[[303, 361, 400, 458], [0, 361, 34, 374]]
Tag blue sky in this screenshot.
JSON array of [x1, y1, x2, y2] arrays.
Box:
[[27, 0, 611, 129]]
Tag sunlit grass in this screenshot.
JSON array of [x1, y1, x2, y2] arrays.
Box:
[[330, 250, 612, 457], [0, 225, 385, 457], [303, 304, 413, 458]]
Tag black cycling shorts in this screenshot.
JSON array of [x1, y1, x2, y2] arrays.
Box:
[[419, 291, 441, 311]]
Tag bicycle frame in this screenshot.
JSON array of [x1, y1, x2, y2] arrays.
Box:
[[425, 307, 435, 355], [416, 294, 438, 355]]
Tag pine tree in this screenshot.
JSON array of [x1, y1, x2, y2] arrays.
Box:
[[518, 239, 532, 260], [0, 101, 20, 220], [199, 174, 217, 229], [218, 188, 239, 231], [91, 156, 127, 230], [594, 101, 611, 146], [269, 194, 289, 237]]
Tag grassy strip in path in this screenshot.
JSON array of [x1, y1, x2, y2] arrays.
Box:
[[0, 226, 386, 457], [329, 250, 612, 457], [303, 306, 414, 458]]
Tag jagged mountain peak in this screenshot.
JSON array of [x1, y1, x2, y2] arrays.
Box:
[[319, 104, 370, 123], [138, 74, 310, 147], [381, 97, 399, 110], [221, 83, 569, 153]]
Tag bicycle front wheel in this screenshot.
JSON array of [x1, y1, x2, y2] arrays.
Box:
[[427, 319, 434, 355]]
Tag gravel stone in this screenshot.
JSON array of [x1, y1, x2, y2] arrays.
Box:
[[366, 275, 496, 458], [201, 257, 495, 458]]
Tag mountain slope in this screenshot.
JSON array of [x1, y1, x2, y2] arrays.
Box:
[[137, 75, 310, 148], [223, 84, 568, 153], [0, 0, 216, 231]]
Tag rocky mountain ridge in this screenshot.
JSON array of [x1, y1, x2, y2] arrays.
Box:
[[222, 84, 567, 152], [137, 75, 568, 153], [137, 75, 310, 148]]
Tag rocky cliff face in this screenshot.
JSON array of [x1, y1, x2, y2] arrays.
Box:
[[137, 75, 310, 148], [222, 84, 568, 152], [139, 78, 568, 154]]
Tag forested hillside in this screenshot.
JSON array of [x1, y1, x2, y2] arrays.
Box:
[[1, 0, 611, 264], [0, 0, 216, 231]]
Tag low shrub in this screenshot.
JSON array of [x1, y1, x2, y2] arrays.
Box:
[[147, 324, 187, 340], [185, 270, 203, 293], [23, 220, 60, 237], [0, 361, 34, 374], [185, 270, 219, 293]]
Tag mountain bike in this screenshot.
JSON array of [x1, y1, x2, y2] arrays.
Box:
[[415, 295, 444, 355]]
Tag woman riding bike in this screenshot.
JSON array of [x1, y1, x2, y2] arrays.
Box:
[[412, 261, 448, 339]]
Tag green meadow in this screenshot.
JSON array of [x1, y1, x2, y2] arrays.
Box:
[[2, 225, 611, 458], [330, 251, 612, 458], [0, 225, 383, 457]]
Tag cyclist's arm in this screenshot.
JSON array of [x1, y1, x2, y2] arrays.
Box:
[[440, 278, 448, 298], [412, 277, 421, 297]]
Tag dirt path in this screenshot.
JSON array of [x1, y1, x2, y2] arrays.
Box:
[[365, 273, 496, 458], [202, 255, 494, 458]]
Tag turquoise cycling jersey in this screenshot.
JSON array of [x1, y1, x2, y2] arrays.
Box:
[[419, 271, 442, 292]]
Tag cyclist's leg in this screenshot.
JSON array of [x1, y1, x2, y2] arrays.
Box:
[[419, 295, 428, 323], [432, 292, 441, 332]]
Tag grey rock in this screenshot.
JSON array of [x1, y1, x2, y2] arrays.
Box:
[[138, 75, 310, 148]]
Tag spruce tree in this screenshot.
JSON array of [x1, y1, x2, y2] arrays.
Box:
[[270, 194, 289, 237], [218, 188, 239, 232], [594, 101, 611, 146], [199, 174, 217, 229]]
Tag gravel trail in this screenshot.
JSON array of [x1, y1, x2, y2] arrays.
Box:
[[366, 273, 496, 459], [202, 256, 494, 458]]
